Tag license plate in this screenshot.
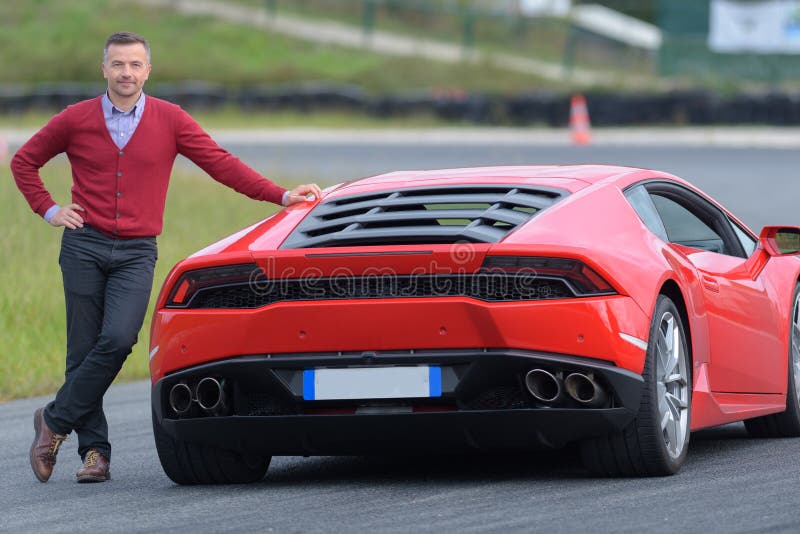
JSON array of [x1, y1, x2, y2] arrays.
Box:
[[303, 366, 442, 401]]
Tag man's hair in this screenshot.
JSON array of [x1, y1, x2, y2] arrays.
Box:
[[103, 32, 150, 63]]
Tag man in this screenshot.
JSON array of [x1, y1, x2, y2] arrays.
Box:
[[11, 31, 322, 483]]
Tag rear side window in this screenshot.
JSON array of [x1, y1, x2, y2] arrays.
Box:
[[625, 185, 668, 242], [650, 194, 728, 254], [625, 181, 748, 258]]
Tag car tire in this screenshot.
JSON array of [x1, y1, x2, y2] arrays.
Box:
[[152, 410, 271, 484], [580, 294, 691, 476], [744, 283, 800, 438]]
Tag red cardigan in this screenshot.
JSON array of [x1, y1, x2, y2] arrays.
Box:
[[11, 95, 286, 238]]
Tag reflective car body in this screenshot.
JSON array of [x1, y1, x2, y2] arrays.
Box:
[[149, 165, 800, 480]]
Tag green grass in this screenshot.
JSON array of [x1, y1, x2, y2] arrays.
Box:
[[237, 0, 573, 64], [0, 108, 455, 130], [0, 161, 295, 401], [0, 0, 564, 93], [235, 0, 654, 81]]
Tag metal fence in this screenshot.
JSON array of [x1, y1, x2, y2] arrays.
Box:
[[242, 0, 645, 75], [246, 0, 800, 84]]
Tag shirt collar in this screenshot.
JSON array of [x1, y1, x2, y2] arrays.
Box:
[[102, 91, 146, 119]]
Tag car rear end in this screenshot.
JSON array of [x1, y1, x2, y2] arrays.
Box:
[[150, 175, 650, 456]]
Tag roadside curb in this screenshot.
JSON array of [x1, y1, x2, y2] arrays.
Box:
[[4, 127, 800, 149]]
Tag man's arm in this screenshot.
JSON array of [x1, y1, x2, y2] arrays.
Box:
[[174, 108, 311, 206], [10, 109, 85, 227]]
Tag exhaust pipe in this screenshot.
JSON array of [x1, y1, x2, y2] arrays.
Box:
[[564, 373, 607, 407], [168, 383, 193, 415], [524, 369, 563, 404], [196, 377, 226, 414]]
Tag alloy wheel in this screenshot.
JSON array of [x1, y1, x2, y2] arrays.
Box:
[[655, 311, 689, 459]]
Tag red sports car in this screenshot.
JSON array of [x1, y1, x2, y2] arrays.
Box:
[[149, 165, 800, 483]]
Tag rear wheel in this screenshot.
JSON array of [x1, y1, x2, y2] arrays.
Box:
[[152, 410, 271, 485], [744, 283, 800, 438], [581, 295, 691, 476]]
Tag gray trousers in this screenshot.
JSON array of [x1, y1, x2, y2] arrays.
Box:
[[44, 226, 157, 461]]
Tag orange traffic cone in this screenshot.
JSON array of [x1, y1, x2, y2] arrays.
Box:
[[569, 94, 591, 145]]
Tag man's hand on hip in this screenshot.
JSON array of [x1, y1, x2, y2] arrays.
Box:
[[49, 204, 85, 229], [284, 184, 323, 207]]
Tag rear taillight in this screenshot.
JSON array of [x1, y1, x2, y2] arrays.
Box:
[[480, 256, 616, 296], [166, 263, 264, 308]]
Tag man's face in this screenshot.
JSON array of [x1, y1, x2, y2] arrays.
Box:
[[101, 43, 151, 101]]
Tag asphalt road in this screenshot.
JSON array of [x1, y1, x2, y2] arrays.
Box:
[[3, 140, 800, 533], [3, 382, 799, 533], [211, 139, 799, 231]]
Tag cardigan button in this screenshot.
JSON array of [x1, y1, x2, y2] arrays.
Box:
[[116, 192, 122, 198], [117, 171, 122, 177], [115, 213, 120, 219], [119, 151, 123, 156]]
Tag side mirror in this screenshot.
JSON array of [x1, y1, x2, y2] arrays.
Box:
[[759, 226, 800, 256]]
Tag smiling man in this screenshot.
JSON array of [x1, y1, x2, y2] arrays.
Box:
[[11, 31, 321, 484]]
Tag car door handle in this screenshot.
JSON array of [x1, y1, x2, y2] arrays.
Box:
[[701, 275, 720, 293]]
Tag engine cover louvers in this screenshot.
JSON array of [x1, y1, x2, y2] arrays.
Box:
[[281, 184, 568, 249]]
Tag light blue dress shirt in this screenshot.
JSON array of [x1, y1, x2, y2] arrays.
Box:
[[102, 91, 146, 150]]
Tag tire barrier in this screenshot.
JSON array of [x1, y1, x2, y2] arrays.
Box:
[[239, 82, 367, 113], [4, 82, 800, 126]]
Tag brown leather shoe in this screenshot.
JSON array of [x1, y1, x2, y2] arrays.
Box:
[[30, 407, 68, 483], [76, 449, 110, 483]]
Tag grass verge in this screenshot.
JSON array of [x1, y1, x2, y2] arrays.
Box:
[[0, 108, 455, 130], [0, 0, 560, 93], [1, 160, 291, 401], [236, 0, 573, 65]]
